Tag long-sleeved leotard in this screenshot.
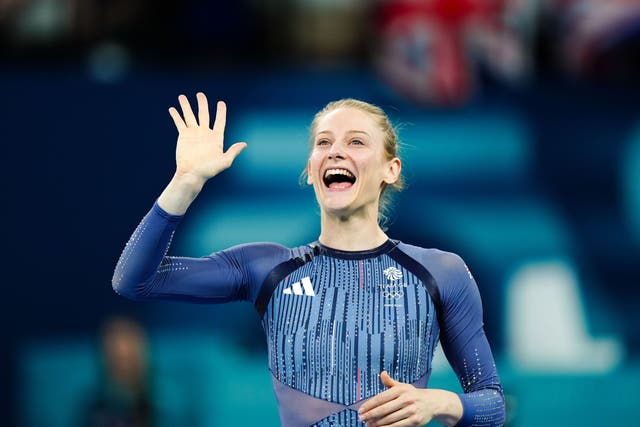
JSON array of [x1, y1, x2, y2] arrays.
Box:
[[113, 203, 505, 427]]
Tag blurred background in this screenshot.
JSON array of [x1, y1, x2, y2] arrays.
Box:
[[2, 0, 640, 425]]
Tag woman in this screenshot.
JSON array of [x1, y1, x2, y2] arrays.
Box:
[[112, 93, 505, 427]]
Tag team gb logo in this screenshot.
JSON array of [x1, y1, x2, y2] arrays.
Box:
[[383, 267, 403, 281]]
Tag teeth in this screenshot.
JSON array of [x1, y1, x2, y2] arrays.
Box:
[[324, 168, 354, 179]]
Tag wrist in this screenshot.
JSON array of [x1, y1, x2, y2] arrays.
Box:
[[157, 173, 205, 215], [428, 389, 463, 427], [173, 171, 207, 191]]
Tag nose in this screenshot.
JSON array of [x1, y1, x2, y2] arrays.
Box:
[[328, 142, 345, 160]]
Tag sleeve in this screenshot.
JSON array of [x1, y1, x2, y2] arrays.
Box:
[[436, 253, 506, 427], [111, 202, 287, 304]]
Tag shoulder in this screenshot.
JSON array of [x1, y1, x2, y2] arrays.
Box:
[[206, 242, 316, 305], [396, 242, 468, 279], [396, 242, 476, 301]]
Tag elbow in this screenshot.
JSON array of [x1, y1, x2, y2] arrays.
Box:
[[111, 257, 154, 301], [111, 273, 146, 301]]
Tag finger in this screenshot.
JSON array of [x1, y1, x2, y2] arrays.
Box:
[[360, 395, 405, 423], [359, 372, 399, 414], [375, 416, 414, 427], [224, 142, 247, 161], [359, 387, 402, 415], [196, 92, 210, 129], [381, 371, 399, 388], [367, 404, 412, 427], [178, 94, 197, 127], [168, 107, 186, 131], [212, 101, 227, 135]]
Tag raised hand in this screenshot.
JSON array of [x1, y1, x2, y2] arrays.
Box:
[[168, 92, 246, 185], [157, 92, 247, 215]]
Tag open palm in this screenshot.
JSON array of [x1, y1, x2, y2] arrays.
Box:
[[168, 92, 246, 182]]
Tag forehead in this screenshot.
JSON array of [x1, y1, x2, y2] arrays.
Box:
[[315, 107, 380, 135]]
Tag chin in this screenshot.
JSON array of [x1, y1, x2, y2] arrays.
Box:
[[321, 195, 373, 218], [322, 201, 354, 215]]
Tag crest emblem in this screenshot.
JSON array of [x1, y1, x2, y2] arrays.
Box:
[[383, 267, 403, 281]]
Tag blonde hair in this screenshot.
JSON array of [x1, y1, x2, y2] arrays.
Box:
[[306, 98, 404, 226]]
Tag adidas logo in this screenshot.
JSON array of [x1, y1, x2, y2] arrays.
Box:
[[283, 277, 316, 296]]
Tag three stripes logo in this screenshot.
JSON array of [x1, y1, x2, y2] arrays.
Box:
[[282, 276, 316, 296]]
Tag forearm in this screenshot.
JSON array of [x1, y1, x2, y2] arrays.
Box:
[[417, 386, 505, 427], [157, 172, 206, 215], [455, 387, 505, 427], [112, 202, 182, 299]]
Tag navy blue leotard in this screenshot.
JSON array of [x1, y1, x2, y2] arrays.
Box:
[[113, 202, 505, 426]]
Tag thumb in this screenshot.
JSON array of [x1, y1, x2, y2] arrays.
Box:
[[380, 371, 398, 388], [225, 142, 247, 160]]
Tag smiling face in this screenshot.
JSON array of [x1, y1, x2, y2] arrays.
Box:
[[307, 106, 401, 218]]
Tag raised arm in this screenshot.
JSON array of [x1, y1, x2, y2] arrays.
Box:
[[112, 93, 250, 302], [159, 92, 246, 215]]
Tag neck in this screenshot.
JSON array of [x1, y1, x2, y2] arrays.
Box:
[[318, 208, 388, 251]]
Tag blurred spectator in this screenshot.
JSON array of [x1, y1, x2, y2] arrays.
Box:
[[0, 0, 145, 46], [84, 316, 154, 427], [2, 0, 639, 86], [288, 0, 369, 65], [373, 0, 535, 105], [0, 0, 178, 61], [0, 0, 72, 46], [72, 0, 145, 42], [542, 0, 640, 80]]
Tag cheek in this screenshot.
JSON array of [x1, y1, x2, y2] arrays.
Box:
[[308, 149, 322, 163], [355, 156, 386, 181], [307, 154, 321, 183]]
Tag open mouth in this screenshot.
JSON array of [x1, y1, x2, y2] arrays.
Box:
[[323, 168, 356, 190]]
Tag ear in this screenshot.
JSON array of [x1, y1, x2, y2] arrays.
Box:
[[383, 157, 401, 185], [306, 159, 313, 185]]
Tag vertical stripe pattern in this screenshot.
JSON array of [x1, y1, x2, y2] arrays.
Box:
[[262, 252, 439, 405], [311, 409, 363, 427]]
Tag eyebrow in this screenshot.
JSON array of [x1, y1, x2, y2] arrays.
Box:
[[316, 130, 370, 136]]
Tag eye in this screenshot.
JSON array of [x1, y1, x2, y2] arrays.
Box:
[[350, 139, 364, 146], [316, 139, 330, 146]]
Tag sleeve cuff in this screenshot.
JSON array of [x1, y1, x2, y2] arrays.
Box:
[[152, 200, 184, 222], [454, 393, 475, 426]]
